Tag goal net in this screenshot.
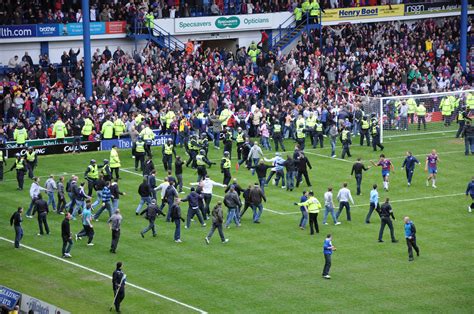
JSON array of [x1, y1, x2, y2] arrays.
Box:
[[360, 90, 474, 142]]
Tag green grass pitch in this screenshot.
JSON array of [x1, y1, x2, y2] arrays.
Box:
[[0, 132, 473, 313]]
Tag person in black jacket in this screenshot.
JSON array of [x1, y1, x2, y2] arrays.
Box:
[[181, 187, 206, 229], [283, 156, 297, 191], [147, 170, 157, 200], [143, 155, 155, 178], [164, 181, 179, 222], [33, 194, 49, 235], [10, 207, 23, 248], [378, 198, 398, 243], [112, 262, 126, 313], [249, 160, 273, 193], [175, 156, 184, 193], [351, 158, 370, 195], [140, 199, 165, 238], [239, 185, 252, 219], [61, 212, 73, 258], [110, 179, 125, 212], [170, 198, 185, 243], [237, 139, 251, 169], [135, 179, 152, 215], [296, 152, 312, 188], [205, 202, 229, 244]]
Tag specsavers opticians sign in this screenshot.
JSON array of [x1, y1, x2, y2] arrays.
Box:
[[322, 4, 404, 21], [174, 13, 273, 34]]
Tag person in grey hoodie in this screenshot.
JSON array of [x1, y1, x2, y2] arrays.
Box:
[[247, 142, 264, 175], [224, 186, 242, 228], [329, 123, 338, 158], [45, 175, 58, 213], [57, 176, 66, 214], [205, 201, 229, 244]]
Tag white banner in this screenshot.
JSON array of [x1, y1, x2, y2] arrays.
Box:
[[174, 13, 289, 34], [20, 293, 70, 314]]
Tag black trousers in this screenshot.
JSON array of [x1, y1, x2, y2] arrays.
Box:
[[296, 170, 311, 187], [379, 217, 396, 241], [163, 154, 172, 171], [274, 136, 285, 151], [57, 193, 66, 213], [78, 225, 94, 244], [406, 237, 420, 259], [38, 212, 50, 235], [86, 178, 97, 196], [135, 154, 145, 171], [239, 202, 251, 218], [0, 163, 3, 181], [222, 169, 231, 185], [341, 142, 351, 159], [114, 288, 125, 312], [309, 213, 319, 234], [203, 194, 212, 217], [322, 253, 332, 276], [111, 167, 120, 179], [366, 202, 379, 223], [372, 135, 384, 151], [16, 170, 25, 189], [360, 129, 370, 146], [111, 229, 120, 252]]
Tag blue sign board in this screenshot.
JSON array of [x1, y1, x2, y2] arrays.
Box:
[[0, 286, 21, 310], [65, 22, 105, 36], [37, 23, 61, 37], [101, 134, 173, 151], [0, 25, 36, 38]]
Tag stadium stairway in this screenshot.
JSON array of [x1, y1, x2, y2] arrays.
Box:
[[129, 19, 185, 51], [270, 13, 322, 54]]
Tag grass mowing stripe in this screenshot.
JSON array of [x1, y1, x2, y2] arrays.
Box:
[[0, 236, 208, 314], [120, 168, 287, 215], [281, 192, 465, 215]]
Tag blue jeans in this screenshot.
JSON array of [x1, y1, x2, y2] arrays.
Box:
[[112, 199, 119, 211], [72, 200, 85, 218], [299, 210, 308, 228], [135, 196, 152, 214], [336, 201, 351, 221], [174, 219, 181, 240], [465, 136, 474, 155], [355, 174, 362, 195], [275, 170, 285, 187], [259, 177, 266, 193], [251, 158, 260, 175], [251, 204, 263, 222], [47, 191, 56, 210], [14, 226, 23, 248], [93, 201, 112, 220], [330, 138, 336, 156], [323, 205, 338, 224], [286, 171, 296, 190], [92, 190, 103, 208], [261, 137, 271, 150], [225, 207, 240, 227], [213, 131, 220, 147]]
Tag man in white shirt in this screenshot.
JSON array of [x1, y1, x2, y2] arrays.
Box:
[[26, 177, 47, 218], [336, 182, 355, 222], [190, 175, 226, 219], [154, 178, 170, 212]]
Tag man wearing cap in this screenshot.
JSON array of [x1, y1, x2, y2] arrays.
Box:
[[84, 159, 99, 196], [221, 151, 232, 185], [25, 147, 37, 179], [100, 159, 112, 182], [10, 153, 27, 191], [162, 138, 176, 171], [140, 199, 165, 237]]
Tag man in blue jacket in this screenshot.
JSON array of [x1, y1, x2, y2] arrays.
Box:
[[401, 151, 420, 186], [403, 216, 420, 261], [322, 234, 336, 279]]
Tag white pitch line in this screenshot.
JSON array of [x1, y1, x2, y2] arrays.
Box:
[[280, 192, 465, 215], [384, 129, 456, 139], [0, 237, 207, 314], [120, 168, 286, 215], [303, 151, 353, 163]]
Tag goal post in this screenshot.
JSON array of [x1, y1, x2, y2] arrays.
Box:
[[377, 89, 474, 142]]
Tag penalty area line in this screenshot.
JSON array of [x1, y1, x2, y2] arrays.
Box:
[[0, 237, 207, 314]]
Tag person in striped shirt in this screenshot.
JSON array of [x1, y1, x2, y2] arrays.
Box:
[[93, 181, 113, 221]]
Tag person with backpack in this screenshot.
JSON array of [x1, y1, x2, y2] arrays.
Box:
[[170, 198, 185, 243], [140, 199, 165, 238], [205, 201, 229, 244], [403, 216, 420, 261]]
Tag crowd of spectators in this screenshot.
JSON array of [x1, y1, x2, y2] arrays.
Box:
[[0, 0, 433, 25], [0, 17, 472, 143]]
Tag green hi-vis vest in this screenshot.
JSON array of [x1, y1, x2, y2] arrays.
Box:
[[87, 164, 99, 179], [196, 154, 206, 166], [164, 144, 173, 155], [222, 157, 231, 169], [136, 141, 145, 153]]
